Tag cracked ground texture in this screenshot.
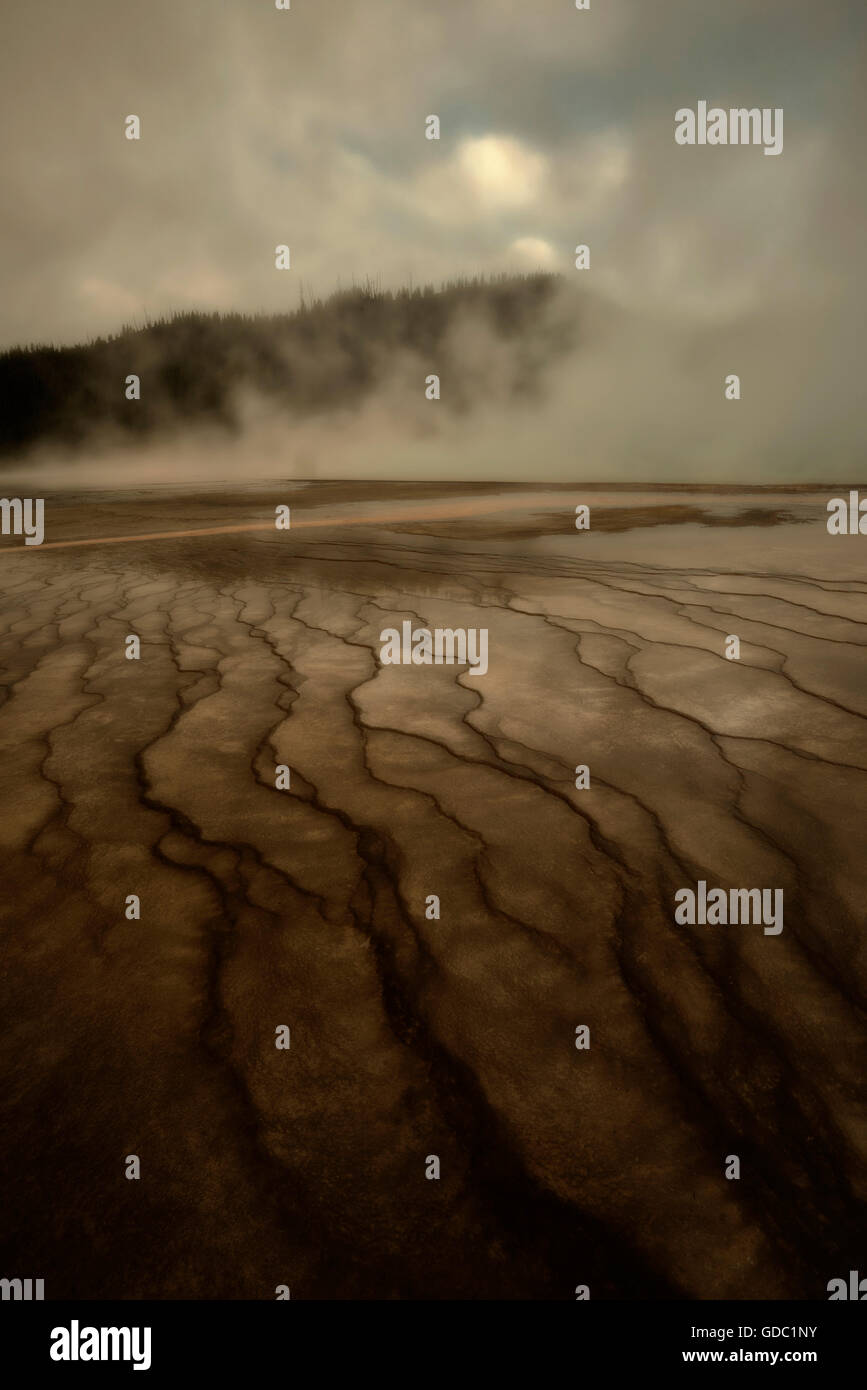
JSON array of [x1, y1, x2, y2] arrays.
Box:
[[0, 483, 865, 1300]]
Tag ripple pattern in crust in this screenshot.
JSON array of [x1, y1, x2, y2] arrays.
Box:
[[0, 486, 864, 1300]]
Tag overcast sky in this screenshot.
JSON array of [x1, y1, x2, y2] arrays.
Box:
[[0, 0, 862, 344], [1, 1, 864, 481]]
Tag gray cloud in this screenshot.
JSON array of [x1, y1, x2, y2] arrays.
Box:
[[1, 0, 864, 479]]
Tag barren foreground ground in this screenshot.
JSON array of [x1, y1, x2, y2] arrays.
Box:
[[1, 483, 865, 1299]]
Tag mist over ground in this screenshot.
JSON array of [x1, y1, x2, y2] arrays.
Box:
[[3, 0, 864, 487], [1, 275, 863, 487]]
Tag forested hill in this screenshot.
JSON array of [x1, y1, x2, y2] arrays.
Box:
[[0, 273, 570, 459]]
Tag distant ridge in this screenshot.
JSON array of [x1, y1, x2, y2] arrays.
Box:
[[0, 273, 565, 460]]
